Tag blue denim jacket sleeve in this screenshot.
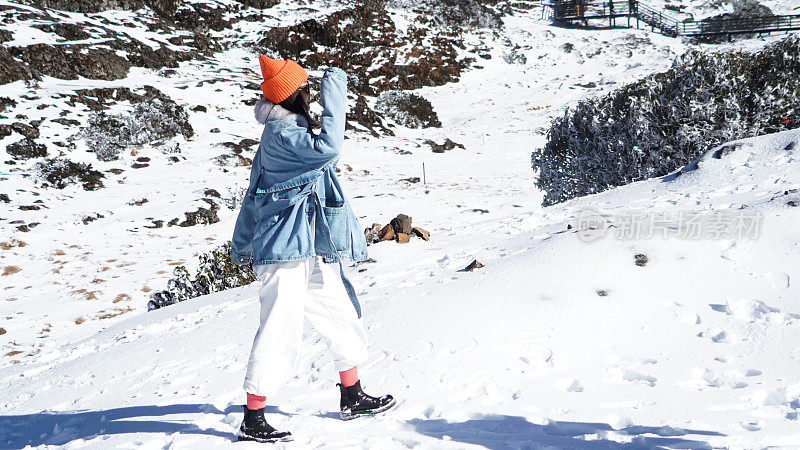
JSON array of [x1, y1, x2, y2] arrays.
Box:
[[278, 67, 347, 169], [230, 161, 260, 265]]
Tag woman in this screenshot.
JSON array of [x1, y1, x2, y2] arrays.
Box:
[[231, 55, 395, 443]]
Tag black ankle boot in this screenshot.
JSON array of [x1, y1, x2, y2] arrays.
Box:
[[237, 406, 293, 443], [338, 380, 396, 420]]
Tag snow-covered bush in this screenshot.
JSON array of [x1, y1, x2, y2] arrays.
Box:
[[375, 91, 441, 129], [148, 241, 255, 310], [34, 157, 104, 190], [532, 36, 800, 206], [84, 96, 193, 161]]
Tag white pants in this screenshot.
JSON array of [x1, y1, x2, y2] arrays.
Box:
[[243, 256, 369, 396]]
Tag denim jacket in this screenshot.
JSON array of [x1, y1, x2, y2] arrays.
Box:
[[230, 68, 368, 313]]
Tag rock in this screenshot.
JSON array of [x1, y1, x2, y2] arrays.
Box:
[[425, 138, 465, 153], [364, 223, 382, 245], [29, 0, 146, 13], [210, 128, 220, 133], [0, 97, 17, 113], [204, 188, 221, 197], [0, 125, 11, 139], [411, 227, 430, 241], [9, 44, 131, 81], [52, 118, 81, 126], [11, 122, 39, 139], [375, 91, 441, 129], [234, 0, 280, 9], [347, 94, 392, 136], [6, 139, 47, 159], [0, 46, 36, 84], [0, 194, 9, 203], [464, 259, 484, 271], [192, 105, 207, 112], [390, 214, 412, 234], [179, 199, 220, 227], [378, 224, 395, 242], [395, 232, 410, 244], [634, 254, 648, 267], [596, 289, 608, 297], [0, 327, 5, 335]]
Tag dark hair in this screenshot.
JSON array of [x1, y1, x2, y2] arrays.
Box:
[[279, 88, 320, 129]]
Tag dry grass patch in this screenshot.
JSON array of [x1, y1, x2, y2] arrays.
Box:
[[72, 289, 100, 300], [53, 249, 66, 256], [113, 293, 131, 303], [6, 350, 22, 356], [141, 286, 151, 293], [97, 306, 132, 320], [74, 317, 86, 325], [0, 239, 26, 250], [2, 266, 20, 276]]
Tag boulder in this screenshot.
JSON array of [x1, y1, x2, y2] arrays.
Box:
[[390, 214, 412, 234], [411, 227, 430, 241], [378, 224, 395, 242]]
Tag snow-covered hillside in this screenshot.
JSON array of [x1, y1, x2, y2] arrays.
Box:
[[2, 128, 799, 448], [2, 0, 800, 447]]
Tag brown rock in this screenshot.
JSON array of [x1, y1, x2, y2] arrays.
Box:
[[634, 254, 648, 267], [464, 260, 484, 271], [390, 214, 412, 234], [378, 224, 395, 242], [411, 227, 430, 241], [395, 232, 410, 244]]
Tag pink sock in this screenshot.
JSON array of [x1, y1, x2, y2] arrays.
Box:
[[339, 366, 358, 387], [246, 392, 266, 410]]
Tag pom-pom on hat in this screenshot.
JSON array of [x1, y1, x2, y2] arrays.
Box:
[[258, 54, 309, 104]]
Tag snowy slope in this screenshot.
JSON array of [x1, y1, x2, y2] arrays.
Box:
[[2, 128, 799, 448], [6, 0, 793, 366]]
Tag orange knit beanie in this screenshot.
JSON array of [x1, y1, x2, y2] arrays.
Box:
[[258, 55, 308, 104]]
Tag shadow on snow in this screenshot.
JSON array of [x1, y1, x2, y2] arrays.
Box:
[[0, 403, 254, 447], [1, 405, 727, 448], [409, 415, 725, 449]]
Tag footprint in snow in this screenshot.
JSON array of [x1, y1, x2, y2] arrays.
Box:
[[740, 421, 762, 431], [557, 378, 583, 392], [608, 366, 657, 387], [698, 327, 733, 343]]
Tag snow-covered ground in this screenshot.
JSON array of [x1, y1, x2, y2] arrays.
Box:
[[2, 126, 799, 448], [2, 0, 800, 448]]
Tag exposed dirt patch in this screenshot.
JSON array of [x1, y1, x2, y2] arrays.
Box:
[[2, 266, 20, 276]]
